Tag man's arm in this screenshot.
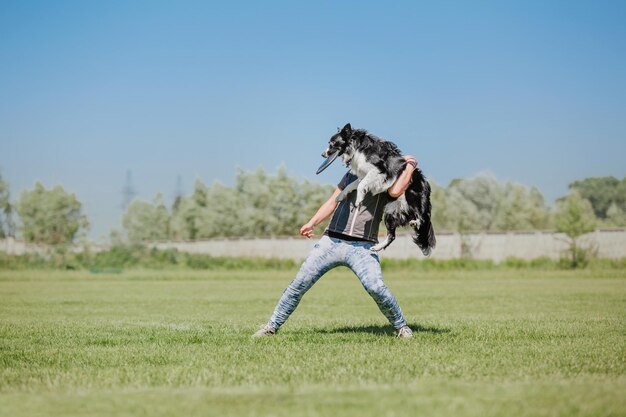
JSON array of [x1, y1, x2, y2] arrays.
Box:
[[388, 156, 417, 198], [300, 187, 342, 238]]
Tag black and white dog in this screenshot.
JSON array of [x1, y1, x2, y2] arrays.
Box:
[[320, 123, 436, 255]]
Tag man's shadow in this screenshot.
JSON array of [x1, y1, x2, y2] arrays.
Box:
[[318, 323, 450, 336]]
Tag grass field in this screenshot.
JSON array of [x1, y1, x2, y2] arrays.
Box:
[[1, 267, 625, 417]]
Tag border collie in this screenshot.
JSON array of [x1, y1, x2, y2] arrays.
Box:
[[319, 123, 436, 255]]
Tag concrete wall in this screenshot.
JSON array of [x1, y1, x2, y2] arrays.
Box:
[[2, 229, 625, 261], [0, 238, 48, 256], [151, 229, 626, 261], [0, 238, 101, 256]]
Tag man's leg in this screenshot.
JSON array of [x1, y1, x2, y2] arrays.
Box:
[[265, 236, 340, 331], [345, 244, 408, 330]]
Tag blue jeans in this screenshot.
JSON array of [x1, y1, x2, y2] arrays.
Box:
[[268, 235, 407, 330]]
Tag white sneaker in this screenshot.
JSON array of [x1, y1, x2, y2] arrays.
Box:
[[396, 325, 413, 338], [252, 324, 277, 338]]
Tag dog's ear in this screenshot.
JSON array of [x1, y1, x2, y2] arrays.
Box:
[[341, 123, 352, 134]]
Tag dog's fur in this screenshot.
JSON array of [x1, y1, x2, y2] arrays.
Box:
[[321, 123, 436, 255]]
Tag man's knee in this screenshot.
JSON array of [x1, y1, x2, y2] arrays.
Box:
[[363, 279, 388, 299], [289, 278, 312, 294], [286, 270, 318, 296]]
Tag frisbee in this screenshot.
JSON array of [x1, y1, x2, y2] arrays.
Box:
[[316, 151, 340, 175]]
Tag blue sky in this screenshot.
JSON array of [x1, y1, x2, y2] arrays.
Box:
[[1, 1, 625, 238]]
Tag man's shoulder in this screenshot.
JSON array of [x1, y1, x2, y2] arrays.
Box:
[[337, 171, 358, 189]]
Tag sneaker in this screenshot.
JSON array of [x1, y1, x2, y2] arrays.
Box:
[[252, 324, 277, 338], [396, 325, 413, 338]]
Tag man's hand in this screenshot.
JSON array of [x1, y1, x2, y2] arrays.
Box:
[[299, 188, 342, 238], [404, 155, 417, 167], [300, 222, 315, 238]]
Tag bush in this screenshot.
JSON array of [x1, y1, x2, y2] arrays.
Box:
[[0, 245, 624, 272], [558, 245, 597, 269]]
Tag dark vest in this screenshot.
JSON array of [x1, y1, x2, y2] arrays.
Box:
[[325, 172, 391, 243]]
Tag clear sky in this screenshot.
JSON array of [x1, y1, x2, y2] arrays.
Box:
[[1, 1, 625, 239]]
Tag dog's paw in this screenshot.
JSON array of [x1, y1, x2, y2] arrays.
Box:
[[335, 191, 347, 202], [371, 237, 390, 252], [408, 219, 420, 228]]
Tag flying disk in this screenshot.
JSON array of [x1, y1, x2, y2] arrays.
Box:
[[316, 151, 340, 175]]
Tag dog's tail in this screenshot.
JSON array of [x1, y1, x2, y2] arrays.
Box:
[[412, 216, 436, 257], [410, 177, 436, 256]]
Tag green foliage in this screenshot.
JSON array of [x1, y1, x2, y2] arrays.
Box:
[[0, 245, 299, 271], [0, 172, 13, 238], [16, 182, 88, 245], [123, 194, 170, 243], [432, 172, 551, 233], [2, 245, 624, 271], [554, 191, 596, 239], [492, 184, 550, 230], [119, 169, 626, 240], [554, 191, 598, 268], [557, 245, 596, 269], [606, 202, 626, 227], [569, 176, 626, 219], [165, 167, 334, 241]]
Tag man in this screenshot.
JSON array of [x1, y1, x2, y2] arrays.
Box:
[[253, 156, 418, 338]]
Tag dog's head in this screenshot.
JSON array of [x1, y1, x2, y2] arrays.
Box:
[[322, 123, 354, 165]]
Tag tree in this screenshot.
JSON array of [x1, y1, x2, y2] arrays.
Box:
[[569, 176, 621, 219], [431, 173, 552, 233], [198, 181, 244, 237], [122, 194, 169, 243], [169, 193, 199, 240], [0, 172, 13, 238], [606, 203, 626, 227], [450, 172, 502, 231], [616, 177, 626, 214], [167, 167, 335, 240], [17, 182, 89, 245], [297, 179, 336, 233], [435, 172, 504, 235], [554, 191, 597, 268], [429, 182, 451, 232], [491, 184, 550, 231], [445, 186, 484, 232], [169, 179, 208, 240]]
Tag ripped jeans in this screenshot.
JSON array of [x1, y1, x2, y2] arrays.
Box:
[[268, 235, 407, 330]]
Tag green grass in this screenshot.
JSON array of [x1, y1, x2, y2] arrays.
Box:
[[1, 268, 625, 416]]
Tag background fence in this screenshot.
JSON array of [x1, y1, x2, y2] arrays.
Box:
[[152, 229, 626, 261], [2, 228, 625, 261]]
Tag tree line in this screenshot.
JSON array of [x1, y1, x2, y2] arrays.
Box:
[[0, 178, 87, 244], [121, 167, 335, 242], [1, 168, 625, 246], [431, 173, 625, 232]]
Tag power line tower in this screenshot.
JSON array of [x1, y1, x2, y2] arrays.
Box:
[[121, 170, 137, 209]]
